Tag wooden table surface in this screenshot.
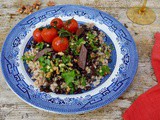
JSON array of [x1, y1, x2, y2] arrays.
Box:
[[0, 0, 160, 120]]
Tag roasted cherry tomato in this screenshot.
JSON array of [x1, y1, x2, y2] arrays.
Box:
[[64, 18, 78, 33], [52, 36, 69, 52], [33, 28, 43, 43], [50, 18, 64, 29], [41, 28, 58, 43]]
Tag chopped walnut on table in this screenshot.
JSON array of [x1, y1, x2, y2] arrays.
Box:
[[17, 5, 33, 14], [17, 0, 55, 14], [47, 1, 55, 6], [23, 5, 33, 14], [17, 5, 25, 14], [33, 0, 41, 10]]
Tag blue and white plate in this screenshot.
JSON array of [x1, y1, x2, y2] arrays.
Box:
[[0, 5, 138, 114]]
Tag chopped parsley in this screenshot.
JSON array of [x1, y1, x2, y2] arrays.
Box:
[[58, 28, 71, 37], [38, 56, 52, 73], [87, 32, 96, 41], [90, 42, 98, 51], [76, 38, 86, 46], [62, 55, 71, 64], [99, 65, 110, 76], [86, 32, 98, 51], [22, 55, 35, 61], [70, 36, 87, 56], [62, 70, 76, 86], [81, 76, 87, 87], [105, 51, 111, 58], [54, 58, 60, 67], [109, 44, 114, 50], [36, 42, 44, 50]]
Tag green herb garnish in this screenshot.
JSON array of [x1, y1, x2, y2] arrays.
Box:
[[105, 51, 111, 58], [74, 80, 80, 86], [90, 42, 98, 51], [81, 76, 86, 87], [76, 38, 86, 46], [38, 56, 45, 63], [38, 56, 52, 73], [69, 36, 86, 56], [22, 55, 35, 61], [58, 28, 71, 37], [87, 32, 96, 41], [68, 83, 75, 94], [86, 32, 98, 51], [70, 47, 79, 55], [109, 44, 114, 50], [62, 55, 71, 64], [99, 65, 110, 76], [54, 58, 60, 67], [62, 70, 76, 85], [36, 42, 44, 50]]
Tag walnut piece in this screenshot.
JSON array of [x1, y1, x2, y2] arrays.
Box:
[[17, 0, 55, 14], [17, 5, 26, 14], [23, 5, 33, 14], [47, 1, 55, 6], [33, 0, 41, 10], [17, 5, 33, 14], [17, 0, 42, 14]]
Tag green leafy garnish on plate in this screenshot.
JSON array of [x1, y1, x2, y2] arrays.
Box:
[[81, 76, 87, 87], [105, 51, 111, 58], [62, 55, 71, 64], [22, 55, 35, 61], [36, 42, 44, 50], [58, 28, 71, 37], [62, 70, 76, 85], [38, 56, 52, 73], [87, 31, 96, 41], [109, 44, 114, 50], [76, 38, 86, 46], [99, 65, 110, 76]]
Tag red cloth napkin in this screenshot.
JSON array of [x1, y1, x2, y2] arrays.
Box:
[[152, 32, 160, 82], [122, 32, 160, 120]]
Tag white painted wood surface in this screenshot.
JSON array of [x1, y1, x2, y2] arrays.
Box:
[[0, 0, 160, 120]]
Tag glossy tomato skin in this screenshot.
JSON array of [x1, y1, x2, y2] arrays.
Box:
[[64, 18, 78, 33], [52, 36, 69, 52], [33, 28, 43, 42], [50, 18, 63, 29], [41, 28, 58, 43]]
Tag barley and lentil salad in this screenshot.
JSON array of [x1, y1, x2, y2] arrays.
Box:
[[22, 18, 113, 94]]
